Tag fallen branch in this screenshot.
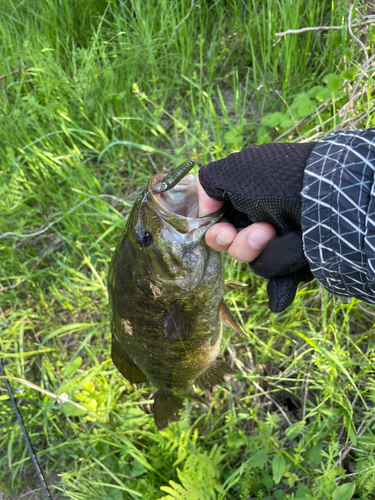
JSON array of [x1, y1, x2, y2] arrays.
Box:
[[273, 14, 375, 46], [275, 17, 375, 38], [276, 26, 343, 37]]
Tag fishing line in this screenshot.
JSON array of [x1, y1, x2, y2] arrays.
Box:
[[0, 360, 52, 500]]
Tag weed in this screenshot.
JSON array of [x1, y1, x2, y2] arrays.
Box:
[[1, 0, 375, 499]]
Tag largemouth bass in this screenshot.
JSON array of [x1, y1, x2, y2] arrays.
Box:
[[108, 160, 245, 429]]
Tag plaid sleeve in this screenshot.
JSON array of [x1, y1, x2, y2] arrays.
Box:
[[301, 128, 375, 303]]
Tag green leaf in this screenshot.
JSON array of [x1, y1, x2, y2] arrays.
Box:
[[61, 401, 87, 416], [307, 85, 325, 98], [260, 112, 283, 128], [296, 100, 315, 118], [307, 441, 323, 464], [296, 484, 311, 498], [98, 141, 173, 162], [290, 93, 314, 119], [251, 450, 268, 468], [366, 25, 375, 43], [341, 67, 358, 81], [160, 481, 186, 497], [83, 398, 97, 411], [279, 114, 294, 129], [272, 455, 286, 485], [348, 425, 357, 446], [332, 482, 356, 500], [131, 459, 147, 478], [109, 492, 123, 500], [323, 73, 344, 92], [261, 474, 274, 489], [256, 126, 272, 145], [64, 355, 82, 378], [285, 421, 305, 440], [224, 130, 240, 148], [274, 490, 285, 500], [176, 118, 188, 131], [315, 87, 331, 103], [82, 380, 95, 393], [344, 412, 357, 446], [38, 323, 93, 347]]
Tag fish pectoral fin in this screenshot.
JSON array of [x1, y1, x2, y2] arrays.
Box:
[[224, 280, 248, 293], [164, 300, 196, 342], [153, 392, 183, 430], [219, 300, 248, 337], [195, 355, 235, 390], [111, 336, 147, 383]]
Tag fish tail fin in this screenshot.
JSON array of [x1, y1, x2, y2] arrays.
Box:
[[153, 392, 183, 430]]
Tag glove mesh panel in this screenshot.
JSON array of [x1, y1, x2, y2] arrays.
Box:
[[199, 142, 316, 199], [226, 194, 301, 235]]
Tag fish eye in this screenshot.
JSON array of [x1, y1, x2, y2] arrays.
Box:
[[135, 229, 152, 247]]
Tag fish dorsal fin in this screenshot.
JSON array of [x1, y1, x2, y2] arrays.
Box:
[[111, 335, 147, 383], [164, 300, 197, 342], [224, 280, 248, 293], [153, 392, 183, 430], [219, 300, 248, 337], [195, 355, 235, 390]]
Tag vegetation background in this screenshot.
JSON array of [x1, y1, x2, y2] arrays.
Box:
[[1, 0, 375, 499]]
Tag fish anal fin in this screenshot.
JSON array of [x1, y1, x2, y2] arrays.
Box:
[[195, 355, 235, 391], [224, 280, 248, 293], [188, 392, 208, 406], [111, 336, 147, 383], [219, 300, 248, 337], [153, 392, 183, 430], [164, 300, 197, 342]]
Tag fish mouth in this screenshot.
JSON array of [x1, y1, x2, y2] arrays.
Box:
[[148, 173, 222, 220]]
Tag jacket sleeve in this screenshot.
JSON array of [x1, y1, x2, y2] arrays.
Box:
[[301, 128, 375, 303]]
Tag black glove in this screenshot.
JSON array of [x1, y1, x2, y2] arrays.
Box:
[[198, 142, 317, 312]]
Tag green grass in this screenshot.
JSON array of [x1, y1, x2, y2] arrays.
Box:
[[1, 0, 375, 498]]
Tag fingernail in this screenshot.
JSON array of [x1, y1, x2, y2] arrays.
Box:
[[247, 228, 272, 249], [216, 232, 233, 247]]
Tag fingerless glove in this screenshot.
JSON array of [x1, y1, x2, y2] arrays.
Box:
[[199, 142, 317, 312]]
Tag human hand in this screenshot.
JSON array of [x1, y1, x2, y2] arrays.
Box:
[[197, 142, 317, 312], [196, 175, 276, 262]]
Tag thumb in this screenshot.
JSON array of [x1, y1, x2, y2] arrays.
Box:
[[196, 174, 224, 217]]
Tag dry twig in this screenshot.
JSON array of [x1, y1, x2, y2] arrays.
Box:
[[174, 0, 201, 31], [274, 13, 375, 46]]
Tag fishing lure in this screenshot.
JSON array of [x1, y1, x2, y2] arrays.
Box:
[[152, 158, 196, 193]]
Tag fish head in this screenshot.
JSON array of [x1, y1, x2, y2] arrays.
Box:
[[124, 173, 223, 301]]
